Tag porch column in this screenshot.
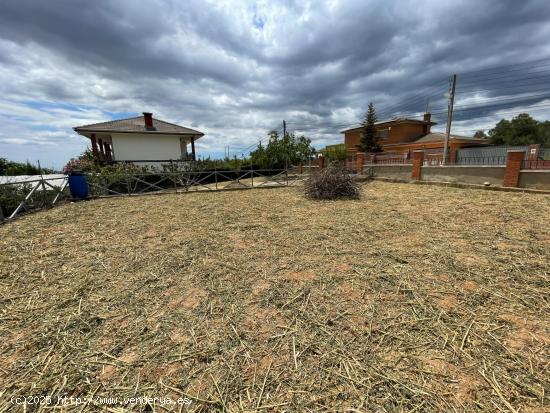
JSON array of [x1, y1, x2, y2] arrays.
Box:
[[103, 142, 112, 161], [191, 137, 196, 161], [98, 138, 105, 160], [90, 134, 100, 160]]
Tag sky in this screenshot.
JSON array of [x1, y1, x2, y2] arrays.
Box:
[[1, 0, 550, 170]]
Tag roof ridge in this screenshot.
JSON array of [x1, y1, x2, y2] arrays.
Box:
[[73, 114, 204, 135], [74, 115, 143, 130]]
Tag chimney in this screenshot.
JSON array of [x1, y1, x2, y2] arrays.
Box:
[[143, 112, 154, 130], [423, 112, 431, 134]]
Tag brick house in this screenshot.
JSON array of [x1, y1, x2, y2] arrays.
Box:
[[341, 113, 489, 163]]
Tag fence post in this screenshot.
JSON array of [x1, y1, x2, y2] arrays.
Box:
[[527, 144, 540, 168], [356, 152, 366, 174], [319, 156, 325, 169], [503, 150, 525, 187], [411, 150, 425, 180]]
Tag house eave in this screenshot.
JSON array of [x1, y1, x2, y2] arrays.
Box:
[[341, 119, 437, 134], [73, 128, 204, 137]]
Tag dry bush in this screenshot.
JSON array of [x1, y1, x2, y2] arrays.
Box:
[[304, 166, 360, 200]]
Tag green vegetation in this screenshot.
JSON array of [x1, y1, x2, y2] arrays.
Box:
[[63, 148, 98, 173], [0, 181, 62, 219], [358, 102, 382, 153], [0, 158, 55, 176], [474, 113, 550, 146], [250, 131, 316, 169], [321, 144, 347, 163]]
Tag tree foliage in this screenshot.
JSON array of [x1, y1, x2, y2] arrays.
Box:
[[63, 148, 99, 173], [321, 144, 348, 163], [0, 158, 55, 176], [488, 113, 550, 146], [250, 131, 316, 169], [358, 102, 382, 153], [473, 130, 488, 139]]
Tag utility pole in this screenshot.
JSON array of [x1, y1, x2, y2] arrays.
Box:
[[443, 74, 457, 165], [283, 120, 286, 137]]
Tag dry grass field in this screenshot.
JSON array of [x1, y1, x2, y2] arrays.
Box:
[[1, 182, 549, 412]]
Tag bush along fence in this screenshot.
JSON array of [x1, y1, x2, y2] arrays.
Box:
[[341, 146, 550, 190], [0, 176, 70, 222], [0, 168, 310, 223]]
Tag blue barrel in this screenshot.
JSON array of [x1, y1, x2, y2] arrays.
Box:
[[68, 171, 89, 199]]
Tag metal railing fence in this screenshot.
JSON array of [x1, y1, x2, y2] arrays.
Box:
[[1, 168, 309, 223], [0, 176, 70, 222]]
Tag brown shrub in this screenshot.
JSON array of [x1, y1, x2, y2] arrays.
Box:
[[304, 166, 360, 200]]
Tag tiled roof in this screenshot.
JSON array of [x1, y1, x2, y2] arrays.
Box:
[[74, 116, 203, 135], [341, 117, 435, 133], [412, 132, 486, 143]]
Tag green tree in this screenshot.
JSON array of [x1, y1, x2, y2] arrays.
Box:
[[0, 158, 54, 176], [473, 130, 488, 139], [321, 144, 347, 163], [0, 158, 7, 175], [63, 148, 99, 173], [488, 113, 550, 146], [250, 131, 316, 169], [358, 102, 382, 152]]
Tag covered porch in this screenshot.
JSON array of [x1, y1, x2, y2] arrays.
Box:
[[87, 133, 197, 163]]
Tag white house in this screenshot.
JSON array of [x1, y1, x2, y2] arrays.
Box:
[[73, 112, 204, 164]]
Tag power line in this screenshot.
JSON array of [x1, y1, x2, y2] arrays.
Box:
[[454, 56, 550, 77], [458, 73, 550, 89]]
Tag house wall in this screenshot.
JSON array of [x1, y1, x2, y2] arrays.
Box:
[[344, 123, 427, 153], [383, 123, 425, 145], [111, 133, 183, 161], [344, 131, 361, 152]]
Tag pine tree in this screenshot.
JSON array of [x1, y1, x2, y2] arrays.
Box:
[[358, 102, 382, 152]]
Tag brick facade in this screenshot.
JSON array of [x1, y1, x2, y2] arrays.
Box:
[[503, 151, 525, 187], [411, 151, 424, 180]]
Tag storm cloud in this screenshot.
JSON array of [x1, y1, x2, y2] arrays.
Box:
[[1, 0, 549, 168]]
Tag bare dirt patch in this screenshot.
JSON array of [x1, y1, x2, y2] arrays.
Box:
[[166, 287, 207, 310], [282, 270, 317, 282]]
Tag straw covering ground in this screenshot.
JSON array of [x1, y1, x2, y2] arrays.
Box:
[[0, 182, 549, 412]]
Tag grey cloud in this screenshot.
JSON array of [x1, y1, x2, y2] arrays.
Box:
[[0, 0, 549, 168]]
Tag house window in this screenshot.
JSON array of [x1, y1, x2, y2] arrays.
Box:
[[376, 129, 389, 140]]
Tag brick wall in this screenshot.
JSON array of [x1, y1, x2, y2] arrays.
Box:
[[411, 151, 424, 180], [503, 151, 525, 187]]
